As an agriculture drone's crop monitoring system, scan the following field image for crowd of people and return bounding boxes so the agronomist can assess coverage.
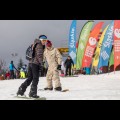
[0,61,29,80]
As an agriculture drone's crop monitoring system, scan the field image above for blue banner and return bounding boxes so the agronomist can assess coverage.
[98,21,114,69]
[69,20,77,65]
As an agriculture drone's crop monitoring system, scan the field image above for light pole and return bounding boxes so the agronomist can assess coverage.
[11,53,18,66]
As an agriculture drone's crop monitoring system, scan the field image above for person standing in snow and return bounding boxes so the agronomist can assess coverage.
[17,35,47,98]
[22,64,28,78]
[5,71,10,80]
[9,61,18,79]
[20,68,26,79]
[64,56,74,76]
[44,40,62,91]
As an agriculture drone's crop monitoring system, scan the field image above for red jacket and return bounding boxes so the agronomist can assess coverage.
[6,73,10,77]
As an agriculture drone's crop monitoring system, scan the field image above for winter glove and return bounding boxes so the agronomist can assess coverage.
[57,65,61,70]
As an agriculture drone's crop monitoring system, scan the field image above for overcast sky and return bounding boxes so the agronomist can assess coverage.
[0,20,111,67]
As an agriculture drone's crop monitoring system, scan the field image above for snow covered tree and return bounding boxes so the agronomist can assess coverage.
[17,58,24,70]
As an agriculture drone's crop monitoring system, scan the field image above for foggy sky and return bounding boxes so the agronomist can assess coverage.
[0,20,111,67]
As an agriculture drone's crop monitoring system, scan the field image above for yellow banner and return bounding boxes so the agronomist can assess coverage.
[92,25,109,67]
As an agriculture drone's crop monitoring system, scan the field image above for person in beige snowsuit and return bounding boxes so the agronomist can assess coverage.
[44,40,62,91]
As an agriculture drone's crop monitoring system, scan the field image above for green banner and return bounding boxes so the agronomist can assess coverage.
[76,21,94,69]
[109,49,114,67]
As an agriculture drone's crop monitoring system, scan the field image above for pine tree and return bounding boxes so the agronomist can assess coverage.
[17,58,24,70]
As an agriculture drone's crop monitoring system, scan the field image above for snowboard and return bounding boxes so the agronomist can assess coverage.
[38,89,69,92]
[61,89,69,92]
[14,95,46,100]
[60,75,78,78]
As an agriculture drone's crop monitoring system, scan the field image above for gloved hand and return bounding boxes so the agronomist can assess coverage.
[41,62,45,66]
[57,65,61,70]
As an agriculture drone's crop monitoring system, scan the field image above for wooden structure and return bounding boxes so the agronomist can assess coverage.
[57,48,69,57]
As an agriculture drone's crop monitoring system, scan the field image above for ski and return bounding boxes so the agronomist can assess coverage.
[14,95,46,100]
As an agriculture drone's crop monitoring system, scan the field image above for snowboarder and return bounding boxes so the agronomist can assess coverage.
[44,40,62,91]
[64,56,74,76]
[17,35,47,98]
[9,61,18,79]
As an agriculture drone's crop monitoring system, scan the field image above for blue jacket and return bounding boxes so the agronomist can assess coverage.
[9,63,14,71]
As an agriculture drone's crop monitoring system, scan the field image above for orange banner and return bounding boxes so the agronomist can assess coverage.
[82,22,104,68]
[114,20,120,71]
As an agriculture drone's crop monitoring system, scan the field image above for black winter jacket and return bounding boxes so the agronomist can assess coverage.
[64,59,74,67]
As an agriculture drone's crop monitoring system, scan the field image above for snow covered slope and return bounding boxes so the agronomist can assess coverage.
[0,71,120,100]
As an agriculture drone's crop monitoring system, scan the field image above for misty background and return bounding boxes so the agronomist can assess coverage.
[0,20,111,68]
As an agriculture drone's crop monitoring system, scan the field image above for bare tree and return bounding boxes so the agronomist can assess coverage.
[0,59,6,71]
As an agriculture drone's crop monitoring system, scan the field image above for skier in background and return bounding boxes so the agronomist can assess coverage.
[20,68,26,79]
[9,61,18,79]
[5,71,10,80]
[64,56,74,76]
[22,64,28,78]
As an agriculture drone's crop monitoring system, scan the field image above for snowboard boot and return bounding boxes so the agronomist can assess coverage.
[29,85,39,98]
[54,87,62,91]
[17,87,25,96]
[17,84,27,96]
[44,87,53,91]
[29,94,40,98]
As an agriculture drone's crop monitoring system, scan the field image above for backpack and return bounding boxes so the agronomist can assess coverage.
[26,43,38,61]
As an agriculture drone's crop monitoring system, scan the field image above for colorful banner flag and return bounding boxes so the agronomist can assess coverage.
[114,20,120,71]
[82,22,104,68]
[92,25,109,67]
[76,21,94,69]
[69,20,77,65]
[109,49,114,67]
[98,21,114,69]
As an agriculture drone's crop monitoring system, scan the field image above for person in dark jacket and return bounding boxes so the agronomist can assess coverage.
[17,35,47,98]
[9,61,18,79]
[64,56,74,76]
